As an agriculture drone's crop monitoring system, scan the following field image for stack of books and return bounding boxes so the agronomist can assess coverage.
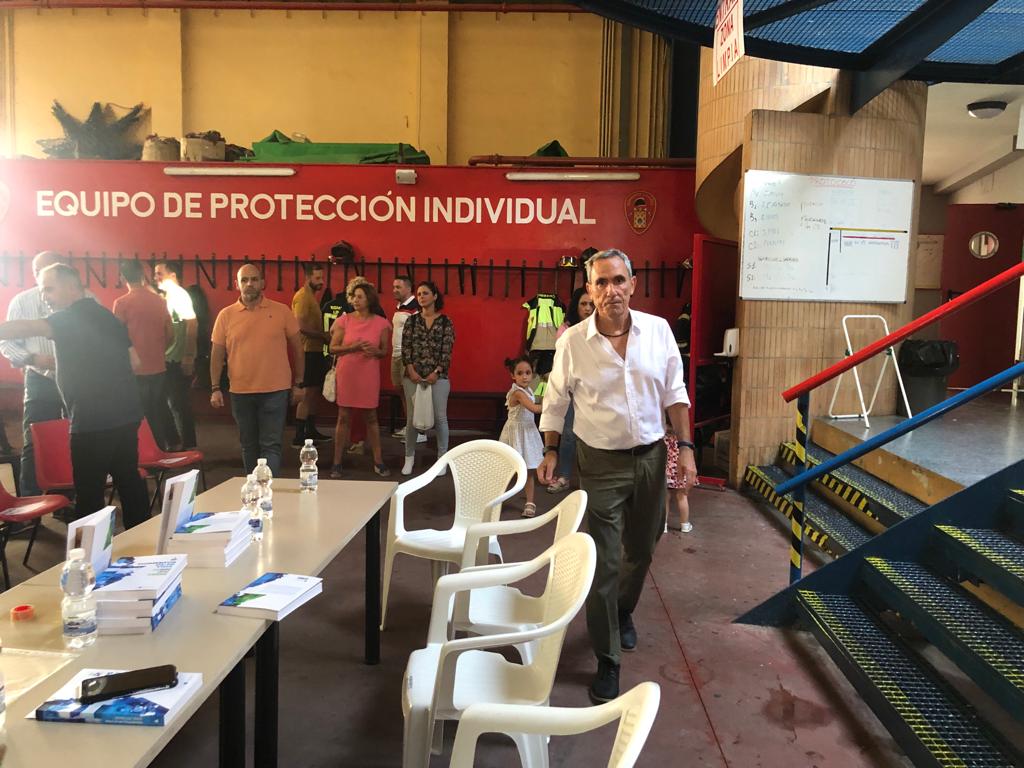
[93,555,187,636]
[166,511,251,567]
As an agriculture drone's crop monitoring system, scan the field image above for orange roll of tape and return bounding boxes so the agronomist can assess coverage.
[10,604,35,621]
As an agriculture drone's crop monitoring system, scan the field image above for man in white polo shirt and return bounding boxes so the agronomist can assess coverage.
[538,248,697,704]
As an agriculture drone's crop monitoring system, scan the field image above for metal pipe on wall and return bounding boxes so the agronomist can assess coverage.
[0,0,579,11]
[467,154,696,167]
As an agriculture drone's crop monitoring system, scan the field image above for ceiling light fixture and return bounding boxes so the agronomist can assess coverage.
[967,100,1007,119]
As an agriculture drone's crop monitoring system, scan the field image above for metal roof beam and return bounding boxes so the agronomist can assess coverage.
[850,0,997,112]
[745,0,837,30]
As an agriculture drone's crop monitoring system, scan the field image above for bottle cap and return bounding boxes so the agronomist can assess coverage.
[69,548,85,559]
[257,458,267,465]
[305,439,313,445]
[11,604,35,621]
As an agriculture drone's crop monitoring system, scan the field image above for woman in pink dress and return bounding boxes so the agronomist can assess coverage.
[328,283,392,478]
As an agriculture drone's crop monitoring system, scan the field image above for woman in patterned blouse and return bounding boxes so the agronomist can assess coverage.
[401,280,455,476]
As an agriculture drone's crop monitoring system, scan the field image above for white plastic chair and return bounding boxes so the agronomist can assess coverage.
[381,439,527,631]
[401,532,597,768]
[448,682,662,768]
[453,490,588,664]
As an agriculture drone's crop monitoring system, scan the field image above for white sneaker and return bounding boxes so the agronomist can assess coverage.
[437,465,447,477]
[680,522,693,533]
[401,457,415,476]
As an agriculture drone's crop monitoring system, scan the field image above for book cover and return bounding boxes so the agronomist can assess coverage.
[216,572,323,621]
[171,511,248,543]
[178,535,251,568]
[65,506,115,576]
[94,555,187,600]
[32,668,203,726]
[156,469,199,555]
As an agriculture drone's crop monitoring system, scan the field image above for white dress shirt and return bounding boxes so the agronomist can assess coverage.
[0,286,58,378]
[540,309,689,450]
[391,295,418,359]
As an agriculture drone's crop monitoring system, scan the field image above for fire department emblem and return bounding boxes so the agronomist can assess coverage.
[0,181,9,225]
[625,192,656,235]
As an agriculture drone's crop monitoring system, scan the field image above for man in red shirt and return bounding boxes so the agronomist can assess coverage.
[113,261,174,449]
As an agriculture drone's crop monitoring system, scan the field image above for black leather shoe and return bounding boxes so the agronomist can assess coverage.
[619,610,637,652]
[589,659,620,704]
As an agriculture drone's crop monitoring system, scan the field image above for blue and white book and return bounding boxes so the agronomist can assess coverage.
[94,555,188,601]
[156,469,199,555]
[97,575,182,618]
[98,583,182,635]
[66,506,115,576]
[216,572,323,621]
[31,668,202,726]
[171,511,249,545]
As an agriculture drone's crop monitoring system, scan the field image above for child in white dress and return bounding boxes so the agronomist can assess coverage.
[499,355,545,517]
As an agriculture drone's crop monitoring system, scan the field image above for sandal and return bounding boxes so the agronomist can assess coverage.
[546,477,569,494]
[522,502,537,518]
[329,464,343,479]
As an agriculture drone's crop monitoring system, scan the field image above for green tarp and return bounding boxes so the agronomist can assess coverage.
[248,131,430,164]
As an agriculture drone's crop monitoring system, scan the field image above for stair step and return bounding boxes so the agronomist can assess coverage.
[796,590,1021,767]
[744,464,872,557]
[863,558,1024,721]
[779,442,925,528]
[932,526,1024,607]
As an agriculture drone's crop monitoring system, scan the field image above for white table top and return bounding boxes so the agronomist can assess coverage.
[0,477,396,768]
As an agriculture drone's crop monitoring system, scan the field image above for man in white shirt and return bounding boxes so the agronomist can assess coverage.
[0,251,65,494]
[390,275,421,441]
[539,248,697,704]
[154,261,198,450]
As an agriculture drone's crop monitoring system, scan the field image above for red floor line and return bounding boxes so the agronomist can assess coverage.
[650,570,731,767]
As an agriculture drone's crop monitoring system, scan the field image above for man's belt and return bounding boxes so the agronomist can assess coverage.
[606,440,661,456]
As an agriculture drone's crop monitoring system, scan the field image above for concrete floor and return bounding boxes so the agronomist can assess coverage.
[1,410,909,767]
[828,393,1023,487]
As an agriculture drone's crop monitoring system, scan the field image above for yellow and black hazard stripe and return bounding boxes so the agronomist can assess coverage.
[779,442,881,524]
[744,465,836,557]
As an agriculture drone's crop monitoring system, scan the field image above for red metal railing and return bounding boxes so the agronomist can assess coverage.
[782,261,1024,403]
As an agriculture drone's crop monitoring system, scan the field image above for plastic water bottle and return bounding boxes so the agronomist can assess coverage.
[254,458,274,520]
[242,473,262,541]
[299,439,318,493]
[61,548,97,650]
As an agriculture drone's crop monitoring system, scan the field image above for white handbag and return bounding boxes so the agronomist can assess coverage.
[412,382,434,431]
[322,357,337,403]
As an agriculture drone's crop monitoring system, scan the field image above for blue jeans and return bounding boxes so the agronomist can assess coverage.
[229,390,289,475]
[556,399,577,479]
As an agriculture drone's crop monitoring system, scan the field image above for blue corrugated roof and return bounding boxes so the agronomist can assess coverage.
[578,0,1024,82]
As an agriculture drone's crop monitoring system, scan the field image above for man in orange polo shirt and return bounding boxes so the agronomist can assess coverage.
[210,263,305,475]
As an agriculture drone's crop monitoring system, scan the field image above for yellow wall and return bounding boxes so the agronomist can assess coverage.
[2,8,630,165]
[9,9,183,157]
[448,13,603,160]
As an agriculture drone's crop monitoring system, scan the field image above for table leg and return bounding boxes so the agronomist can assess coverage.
[219,659,246,768]
[254,623,280,768]
[365,509,381,665]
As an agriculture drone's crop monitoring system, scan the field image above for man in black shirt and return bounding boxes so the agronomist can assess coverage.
[0,264,150,528]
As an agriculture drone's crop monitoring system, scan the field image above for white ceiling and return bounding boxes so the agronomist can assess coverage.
[923,82,1024,186]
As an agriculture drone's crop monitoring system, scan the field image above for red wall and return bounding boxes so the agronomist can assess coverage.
[940,204,1024,388]
[0,160,703,395]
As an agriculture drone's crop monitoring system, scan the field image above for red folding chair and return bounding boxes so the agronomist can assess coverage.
[30,419,75,496]
[31,418,149,512]
[137,420,205,511]
[0,484,71,589]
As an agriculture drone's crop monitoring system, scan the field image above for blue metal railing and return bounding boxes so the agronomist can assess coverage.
[775,359,1024,498]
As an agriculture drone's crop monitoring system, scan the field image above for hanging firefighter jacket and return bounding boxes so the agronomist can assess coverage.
[523,293,566,351]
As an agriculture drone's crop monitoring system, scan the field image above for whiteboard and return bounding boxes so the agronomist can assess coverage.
[740,170,914,303]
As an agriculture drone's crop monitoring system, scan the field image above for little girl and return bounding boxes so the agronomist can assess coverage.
[499,355,545,517]
[665,425,693,532]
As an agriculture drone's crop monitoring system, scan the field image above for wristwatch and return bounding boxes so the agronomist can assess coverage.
[544,445,560,454]
[676,439,696,451]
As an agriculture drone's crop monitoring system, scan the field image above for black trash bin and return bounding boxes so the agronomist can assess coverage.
[897,340,960,416]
